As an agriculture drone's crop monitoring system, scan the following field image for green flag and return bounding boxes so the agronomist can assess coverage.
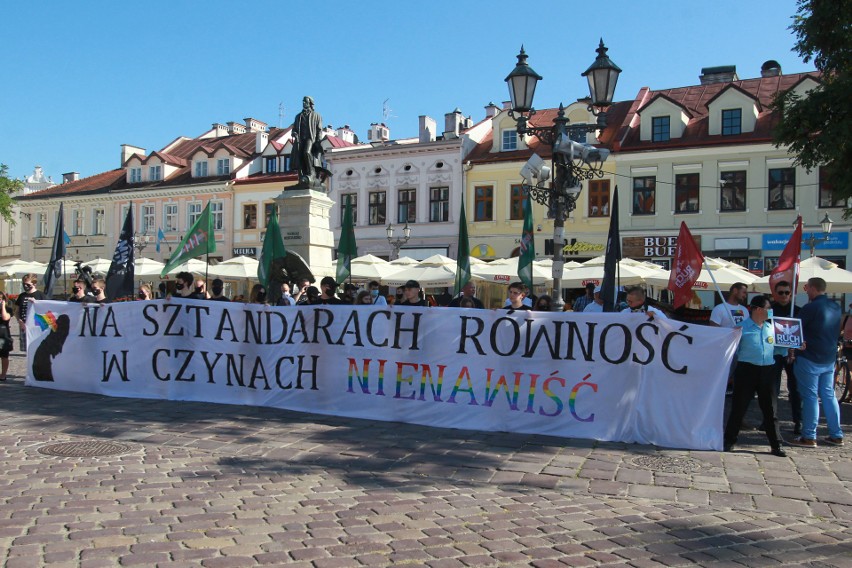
[335,195,357,283]
[160,202,216,277]
[453,194,470,296]
[517,195,535,292]
[258,204,287,288]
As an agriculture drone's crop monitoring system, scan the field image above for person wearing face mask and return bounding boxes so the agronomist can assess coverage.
[276,283,294,306]
[367,280,387,306]
[16,273,45,351]
[209,278,230,302]
[190,279,208,300]
[250,284,268,305]
[0,292,11,380]
[136,284,153,301]
[89,278,108,304]
[171,272,195,299]
[68,278,94,303]
[319,276,342,305]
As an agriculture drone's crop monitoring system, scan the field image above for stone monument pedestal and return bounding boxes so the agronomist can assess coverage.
[275,187,335,280]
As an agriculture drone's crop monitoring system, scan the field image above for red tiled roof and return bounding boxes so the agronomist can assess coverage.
[236,172,299,185]
[325,135,358,149]
[142,151,187,167]
[17,169,126,200]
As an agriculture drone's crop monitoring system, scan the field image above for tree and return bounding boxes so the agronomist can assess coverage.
[0,164,23,224]
[772,0,852,214]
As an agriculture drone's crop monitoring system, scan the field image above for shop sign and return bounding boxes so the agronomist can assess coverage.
[748,259,764,276]
[282,230,303,242]
[763,232,848,251]
[562,241,605,254]
[232,247,257,256]
[622,235,702,259]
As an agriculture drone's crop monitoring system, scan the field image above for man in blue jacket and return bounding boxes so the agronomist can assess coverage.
[789,277,844,447]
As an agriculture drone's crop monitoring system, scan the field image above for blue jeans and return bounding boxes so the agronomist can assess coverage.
[794,357,843,440]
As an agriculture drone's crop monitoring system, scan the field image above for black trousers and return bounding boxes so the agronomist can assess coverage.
[724,361,783,449]
[773,355,801,423]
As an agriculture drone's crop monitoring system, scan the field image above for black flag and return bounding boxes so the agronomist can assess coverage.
[43,202,66,298]
[601,187,621,312]
[105,208,135,301]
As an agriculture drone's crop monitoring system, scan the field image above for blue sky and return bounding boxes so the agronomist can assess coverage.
[1,0,813,182]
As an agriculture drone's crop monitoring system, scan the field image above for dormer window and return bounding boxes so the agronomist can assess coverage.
[266,157,277,173]
[149,165,162,181]
[651,116,670,142]
[721,109,741,135]
[502,129,518,151]
[217,158,230,175]
[195,161,208,177]
[129,167,142,183]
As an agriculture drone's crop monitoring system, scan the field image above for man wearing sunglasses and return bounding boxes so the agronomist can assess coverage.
[771,281,801,434]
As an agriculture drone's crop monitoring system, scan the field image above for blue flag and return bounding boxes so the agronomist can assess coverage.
[156,228,165,253]
[62,230,71,245]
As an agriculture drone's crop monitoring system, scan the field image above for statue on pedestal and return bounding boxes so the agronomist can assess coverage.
[290,96,327,189]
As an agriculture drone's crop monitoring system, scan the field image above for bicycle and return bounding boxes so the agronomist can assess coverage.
[834,341,851,403]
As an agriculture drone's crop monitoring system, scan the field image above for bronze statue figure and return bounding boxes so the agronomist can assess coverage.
[291,96,325,188]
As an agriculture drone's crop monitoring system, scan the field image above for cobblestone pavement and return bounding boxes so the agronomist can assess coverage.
[1,348,851,567]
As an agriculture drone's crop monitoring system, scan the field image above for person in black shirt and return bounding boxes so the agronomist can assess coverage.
[68,278,94,303]
[172,272,195,300]
[503,281,531,312]
[16,273,45,351]
[209,278,230,302]
[448,282,484,309]
[319,276,342,305]
[771,280,801,433]
[397,280,429,307]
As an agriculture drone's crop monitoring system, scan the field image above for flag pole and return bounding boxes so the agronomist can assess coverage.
[703,258,735,326]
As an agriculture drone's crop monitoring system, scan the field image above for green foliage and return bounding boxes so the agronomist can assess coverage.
[772,0,852,215]
[0,164,23,225]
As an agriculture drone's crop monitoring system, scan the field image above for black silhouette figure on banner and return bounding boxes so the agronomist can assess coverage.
[32,314,71,382]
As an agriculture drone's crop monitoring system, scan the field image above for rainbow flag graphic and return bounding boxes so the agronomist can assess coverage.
[34,311,59,332]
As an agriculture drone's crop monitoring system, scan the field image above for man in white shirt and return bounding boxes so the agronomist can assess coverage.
[621,287,667,319]
[583,286,605,313]
[710,282,750,327]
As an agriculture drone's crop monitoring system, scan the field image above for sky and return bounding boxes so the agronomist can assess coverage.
[1,0,814,182]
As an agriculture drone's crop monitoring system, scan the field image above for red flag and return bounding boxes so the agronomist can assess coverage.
[668,222,705,309]
[770,216,802,295]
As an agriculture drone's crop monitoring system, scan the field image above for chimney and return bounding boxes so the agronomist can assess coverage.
[502,101,513,110]
[699,65,739,85]
[244,117,268,133]
[121,144,145,166]
[368,123,390,142]
[761,60,782,77]
[418,115,436,143]
[227,121,247,134]
[255,131,268,153]
[212,123,229,137]
[335,125,355,144]
[62,172,79,184]
[443,108,463,139]
[484,102,500,118]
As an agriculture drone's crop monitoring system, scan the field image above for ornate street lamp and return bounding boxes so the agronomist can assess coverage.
[505,40,621,310]
[799,213,833,257]
[386,222,412,260]
[133,231,151,256]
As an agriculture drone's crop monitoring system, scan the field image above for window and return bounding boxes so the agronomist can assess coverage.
[474,186,493,221]
[720,171,747,212]
[284,156,292,171]
[339,194,357,225]
[149,165,162,181]
[188,202,202,227]
[819,167,844,207]
[502,129,517,151]
[94,208,105,235]
[164,204,178,232]
[675,173,700,213]
[217,158,230,175]
[130,167,142,183]
[632,177,656,215]
[210,201,223,230]
[194,161,208,177]
[243,204,257,229]
[429,187,449,222]
[73,209,84,235]
[369,191,386,225]
[652,116,670,142]
[398,189,415,223]
[121,205,132,228]
[588,180,611,217]
[509,184,525,220]
[266,157,277,173]
[36,213,47,237]
[141,205,155,233]
[768,168,795,210]
[721,109,742,136]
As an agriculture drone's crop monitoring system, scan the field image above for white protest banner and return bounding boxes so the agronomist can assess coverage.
[772,317,803,349]
[26,300,739,450]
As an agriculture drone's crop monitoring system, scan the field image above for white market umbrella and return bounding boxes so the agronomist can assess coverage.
[349,254,402,281]
[134,257,166,278]
[207,256,259,280]
[83,258,113,275]
[646,258,757,291]
[560,259,662,288]
[472,257,551,285]
[0,259,47,278]
[164,258,210,276]
[383,254,480,288]
[751,256,852,294]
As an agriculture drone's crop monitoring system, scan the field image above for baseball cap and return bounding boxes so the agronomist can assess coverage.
[403,280,421,289]
[593,285,602,293]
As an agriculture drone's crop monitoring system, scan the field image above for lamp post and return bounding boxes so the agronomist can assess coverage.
[133,231,151,256]
[504,40,621,310]
[799,213,833,257]
[386,222,412,260]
